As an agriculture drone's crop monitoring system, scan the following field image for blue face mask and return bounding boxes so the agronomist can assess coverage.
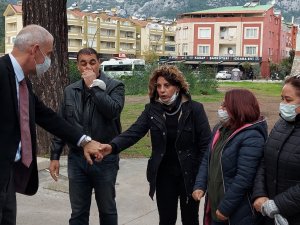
[279,103,300,122]
[35,48,51,76]
[217,109,229,122]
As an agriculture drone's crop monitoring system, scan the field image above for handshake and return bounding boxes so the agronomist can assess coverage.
[81,140,113,165]
[49,141,113,181]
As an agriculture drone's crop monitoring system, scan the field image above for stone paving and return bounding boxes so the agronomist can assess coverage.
[17,157,204,225]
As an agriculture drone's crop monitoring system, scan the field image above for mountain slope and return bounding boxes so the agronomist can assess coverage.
[65,0,299,21]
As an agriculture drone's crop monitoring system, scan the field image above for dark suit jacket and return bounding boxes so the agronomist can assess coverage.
[0,54,83,195]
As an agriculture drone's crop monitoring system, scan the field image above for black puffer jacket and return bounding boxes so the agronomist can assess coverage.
[253,117,300,225]
[51,72,125,163]
[111,95,211,198]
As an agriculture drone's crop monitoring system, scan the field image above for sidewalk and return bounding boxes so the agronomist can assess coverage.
[17,157,204,225]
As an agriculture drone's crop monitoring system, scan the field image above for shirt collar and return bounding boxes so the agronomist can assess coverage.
[9,53,25,82]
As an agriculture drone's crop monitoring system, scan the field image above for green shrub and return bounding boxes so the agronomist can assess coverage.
[119,63,157,95]
[119,73,149,95]
[176,63,218,95]
[68,60,81,83]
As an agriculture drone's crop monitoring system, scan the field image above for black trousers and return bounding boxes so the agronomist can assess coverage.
[0,170,16,225]
[156,167,199,225]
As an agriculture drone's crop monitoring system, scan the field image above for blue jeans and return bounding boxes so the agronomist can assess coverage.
[68,153,119,225]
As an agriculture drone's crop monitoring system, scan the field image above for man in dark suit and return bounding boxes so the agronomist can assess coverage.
[0,24,102,225]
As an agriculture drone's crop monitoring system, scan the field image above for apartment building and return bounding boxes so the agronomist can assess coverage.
[3,4,22,53]
[130,19,176,57]
[176,2,297,77]
[280,20,298,59]
[3,3,176,60]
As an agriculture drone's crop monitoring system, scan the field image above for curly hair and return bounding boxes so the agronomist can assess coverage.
[148,65,189,100]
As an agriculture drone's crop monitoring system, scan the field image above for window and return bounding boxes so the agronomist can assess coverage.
[120,43,133,50]
[182,44,188,56]
[182,28,188,40]
[100,41,115,49]
[166,36,175,42]
[268,48,273,56]
[198,28,211,39]
[150,34,161,41]
[68,39,82,47]
[120,31,134,38]
[88,39,96,48]
[244,27,258,39]
[165,45,175,52]
[245,46,257,56]
[88,26,96,34]
[100,29,115,37]
[198,45,210,56]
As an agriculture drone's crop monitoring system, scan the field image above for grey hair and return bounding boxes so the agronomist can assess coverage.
[14,24,53,51]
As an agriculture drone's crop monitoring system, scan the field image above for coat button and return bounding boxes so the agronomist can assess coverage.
[160,153,164,157]
[178,151,182,154]
[184,171,188,175]
[151,116,153,119]
[162,132,165,135]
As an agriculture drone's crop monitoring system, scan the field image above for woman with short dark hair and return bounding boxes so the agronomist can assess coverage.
[253,75,300,225]
[193,89,267,225]
[100,65,211,225]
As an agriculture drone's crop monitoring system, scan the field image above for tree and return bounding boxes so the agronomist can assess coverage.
[0,1,8,53]
[23,0,69,155]
[143,49,159,64]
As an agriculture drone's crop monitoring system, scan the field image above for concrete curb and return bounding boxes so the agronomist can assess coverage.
[37,157,49,171]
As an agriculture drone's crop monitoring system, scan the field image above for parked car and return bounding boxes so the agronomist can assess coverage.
[216,71,232,80]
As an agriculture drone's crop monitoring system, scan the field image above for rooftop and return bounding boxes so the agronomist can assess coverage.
[181,4,273,16]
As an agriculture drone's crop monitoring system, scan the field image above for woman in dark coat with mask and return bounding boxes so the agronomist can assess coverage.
[99,65,211,225]
[253,75,300,225]
[193,89,268,225]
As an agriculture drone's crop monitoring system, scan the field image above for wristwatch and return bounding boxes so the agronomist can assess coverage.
[80,136,92,147]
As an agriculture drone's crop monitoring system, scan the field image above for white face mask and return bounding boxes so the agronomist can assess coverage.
[35,48,51,76]
[279,103,300,122]
[158,92,178,105]
[217,109,229,122]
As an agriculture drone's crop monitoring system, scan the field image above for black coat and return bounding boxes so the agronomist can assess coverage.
[111,95,211,198]
[51,72,125,163]
[253,117,300,225]
[0,54,83,195]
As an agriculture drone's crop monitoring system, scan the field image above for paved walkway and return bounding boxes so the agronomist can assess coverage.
[17,157,204,225]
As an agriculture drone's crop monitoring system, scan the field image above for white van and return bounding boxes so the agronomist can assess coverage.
[101,58,145,78]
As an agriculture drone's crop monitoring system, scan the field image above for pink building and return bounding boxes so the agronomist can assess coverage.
[175,3,296,78]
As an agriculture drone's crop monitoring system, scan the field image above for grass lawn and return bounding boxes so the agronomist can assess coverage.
[120,81,283,158]
[217,81,283,97]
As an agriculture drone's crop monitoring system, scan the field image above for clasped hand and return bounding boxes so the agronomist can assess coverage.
[49,141,113,181]
[83,141,113,165]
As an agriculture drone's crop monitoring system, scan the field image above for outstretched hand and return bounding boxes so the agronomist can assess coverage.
[192,189,204,201]
[83,140,103,165]
[99,144,113,157]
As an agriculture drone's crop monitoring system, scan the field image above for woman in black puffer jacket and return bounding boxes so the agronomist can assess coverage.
[253,76,300,225]
[193,89,267,225]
